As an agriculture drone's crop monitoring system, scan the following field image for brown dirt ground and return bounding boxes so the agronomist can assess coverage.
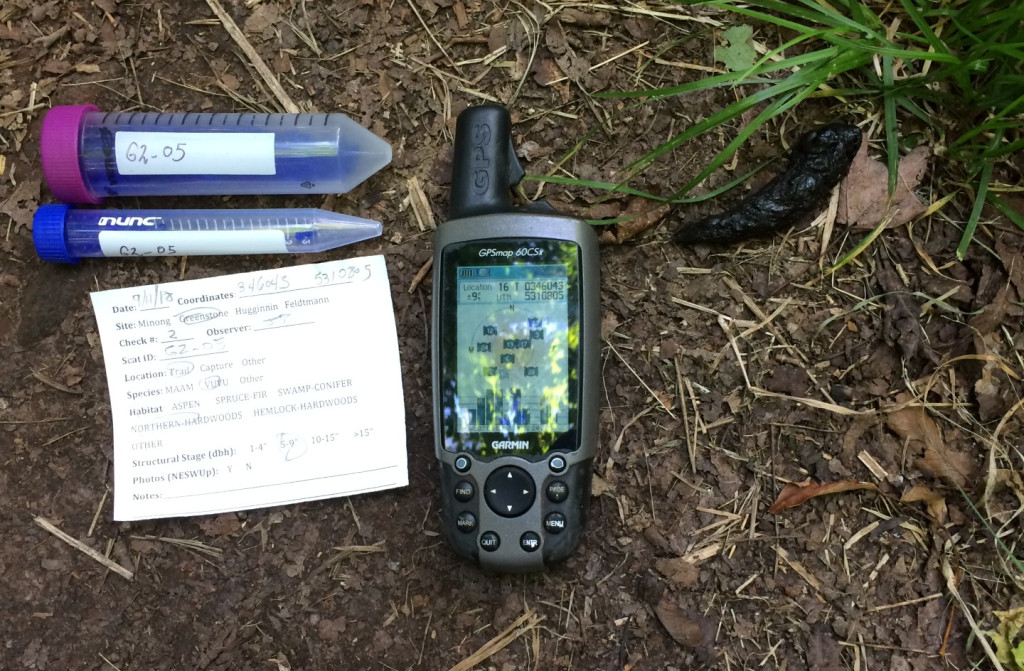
[2,1,1022,670]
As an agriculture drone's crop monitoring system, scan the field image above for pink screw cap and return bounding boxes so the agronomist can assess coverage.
[40,104,103,204]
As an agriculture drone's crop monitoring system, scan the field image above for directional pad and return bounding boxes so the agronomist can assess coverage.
[484,466,536,518]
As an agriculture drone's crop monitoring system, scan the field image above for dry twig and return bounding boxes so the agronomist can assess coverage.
[447,609,544,671]
[204,0,300,113]
[34,516,134,581]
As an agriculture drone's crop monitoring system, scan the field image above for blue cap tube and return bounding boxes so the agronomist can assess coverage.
[32,205,382,263]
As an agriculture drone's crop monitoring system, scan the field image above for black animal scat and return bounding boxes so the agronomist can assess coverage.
[674,123,862,245]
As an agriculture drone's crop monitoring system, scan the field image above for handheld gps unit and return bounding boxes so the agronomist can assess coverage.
[432,105,599,572]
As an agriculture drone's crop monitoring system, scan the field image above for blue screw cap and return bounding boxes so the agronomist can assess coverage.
[33,203,78,263]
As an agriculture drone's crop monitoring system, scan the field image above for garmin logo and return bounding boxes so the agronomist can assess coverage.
[98,216,161,227]
[491,440,530,450]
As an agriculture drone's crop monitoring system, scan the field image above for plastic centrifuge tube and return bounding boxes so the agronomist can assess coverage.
[40,105,392,203]
[33,204,382,263]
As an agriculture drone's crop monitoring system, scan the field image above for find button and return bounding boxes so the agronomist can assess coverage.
[549,455,567,473]
[453,480,474,502]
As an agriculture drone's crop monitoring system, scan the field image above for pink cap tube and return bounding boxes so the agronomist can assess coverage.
[40,104,103,204]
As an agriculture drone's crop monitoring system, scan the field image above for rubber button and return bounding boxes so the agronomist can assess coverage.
[549,455,567,473]
[453,480,474,502]
[479,531,500,552]
[455,511,476,533]
[544,512,566,534]
[484,466,536,518]
[454,455,471,473]
[546,480,568,503]
[519,531,540,553]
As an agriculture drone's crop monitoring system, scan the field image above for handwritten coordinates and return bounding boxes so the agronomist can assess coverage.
[314,263,371,286]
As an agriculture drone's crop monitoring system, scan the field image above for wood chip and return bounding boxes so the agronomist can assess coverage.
[407,177,435,231]
[407,256,433,294]
[775,546,823,593]
[843,520,880,550]
[857,450,888,480]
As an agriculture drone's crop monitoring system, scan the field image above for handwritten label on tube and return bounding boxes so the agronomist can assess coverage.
[114,131,276,175]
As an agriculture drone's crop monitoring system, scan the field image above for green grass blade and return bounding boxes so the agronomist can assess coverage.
[675,82,820,197]
[826,36,961,63]
[826,213,893,277]
[735,28,836,83]
[519,176,673,202]
[731,0,882,36]
[883,54,899,196]
[597,48,840,100]
[987,193,1024,233]
[897,0,950,54]
[524,160,771,206]
[956,131,1003,260]
[701,0,829,33]
[621,72,812,176]
[981,137,1024,160]
[950,93,1024,148]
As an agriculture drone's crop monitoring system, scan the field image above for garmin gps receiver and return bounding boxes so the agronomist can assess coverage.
[432,105,599,572]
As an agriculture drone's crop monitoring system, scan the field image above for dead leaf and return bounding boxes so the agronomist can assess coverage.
[558,8,612,27]
[653,597,715,662]
[197,513,240,536]
[838,142,929,230]
[268,652,291,671]
[0,177,40,231]
[969,284,1016,337]
[655,557,701,587]
[886,396,976,487]
[768,479,879,515]
[900,484,948,523]
[985,606,1024,667]
[600,313,619,339]
[531,58,563,86]
[591,473,614,496]
[806,625,844,671]
[877,261,939,365]
[841,415,876,462]
[219,73,240,91]
[243,4,280,34]
[995,234,1024,299]
[545,198,621,221]
[992,469,1024,507]
[974,334,1008,422]
[42,60,72,75]
[599,199,671,245]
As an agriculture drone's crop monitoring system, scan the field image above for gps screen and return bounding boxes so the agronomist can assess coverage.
[439,240,580,456]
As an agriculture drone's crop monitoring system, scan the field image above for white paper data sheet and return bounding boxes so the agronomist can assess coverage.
[89,256,407,521]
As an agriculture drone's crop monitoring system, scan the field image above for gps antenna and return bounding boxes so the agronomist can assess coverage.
[448,105,526,220]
